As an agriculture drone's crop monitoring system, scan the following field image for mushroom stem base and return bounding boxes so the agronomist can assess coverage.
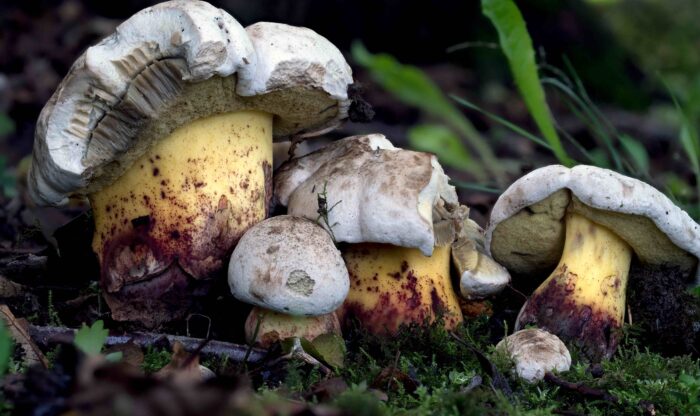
[245,307,341,349]
[516,213,632,361]
[90,110,273,327]
[338,244,463,335]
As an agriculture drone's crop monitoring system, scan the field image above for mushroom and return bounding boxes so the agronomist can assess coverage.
[27,1,352,326]
[228,215,348,346]
[245,307,341,348]
[275,134,503,334]
[495,328,571,383]
[451,218,511,300]
[486,165,700,360]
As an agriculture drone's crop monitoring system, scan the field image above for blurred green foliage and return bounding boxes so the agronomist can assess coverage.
[352,42,507,186]
[354,0,700,219]
[599,0,700,121]
[0,114,14,138]
[0,320,12,376]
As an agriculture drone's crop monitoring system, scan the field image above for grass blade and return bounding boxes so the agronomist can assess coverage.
[451,95,552,150]
[481,0,573,166]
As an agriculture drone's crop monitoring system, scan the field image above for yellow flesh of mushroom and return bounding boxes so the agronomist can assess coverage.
[338,244,463,335]
[89,110,273,325]
[517,212,632,360]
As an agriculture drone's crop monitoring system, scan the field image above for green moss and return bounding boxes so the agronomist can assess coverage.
[141,348,172,374]
[254,316,700,415]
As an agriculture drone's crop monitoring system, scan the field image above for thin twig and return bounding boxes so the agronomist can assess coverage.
[27,324,267,364]
[544,372,619,404]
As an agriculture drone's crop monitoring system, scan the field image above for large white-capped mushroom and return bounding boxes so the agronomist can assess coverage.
[27,1,353,327]
[228,215,348,345]
[275,134,502,334]
[496,328,571,383]
[486,165,700,360]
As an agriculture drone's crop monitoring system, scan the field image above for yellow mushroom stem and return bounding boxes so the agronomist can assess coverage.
[245,307,342,349]
[89,110,273,326]
[516,212,632,361]
[337,244,463,335]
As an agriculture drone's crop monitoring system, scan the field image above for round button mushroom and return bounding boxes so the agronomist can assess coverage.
[486,165,700,360]
[275,134,506,334]
[27,1,353,327]
[228,215,349,343]
[496,328,571,383]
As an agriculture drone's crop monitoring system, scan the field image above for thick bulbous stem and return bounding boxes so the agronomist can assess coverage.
[516,213,632,361]
[90,111,273,327]
[245,307,342,348]
[338,244,463,335]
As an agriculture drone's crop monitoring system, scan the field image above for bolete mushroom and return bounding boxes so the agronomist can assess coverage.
[27,1,352,326]
[228,215,348,347]
[275,134,488,334]
[496,328,571,383]
[486,165,700,360]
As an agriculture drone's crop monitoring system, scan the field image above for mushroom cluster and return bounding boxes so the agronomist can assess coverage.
[272,134,510,336]
[28,0,353,327]
[486,165,700,360]
[29,0,698,388]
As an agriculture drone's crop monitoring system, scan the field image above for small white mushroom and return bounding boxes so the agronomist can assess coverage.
[496,328,571,383]
[228,215,349,315]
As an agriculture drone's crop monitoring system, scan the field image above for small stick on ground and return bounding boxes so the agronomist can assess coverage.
[544,372,619,404]
[27,324,267,364]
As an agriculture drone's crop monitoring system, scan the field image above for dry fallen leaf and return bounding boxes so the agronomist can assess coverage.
[154,341,214,385]
[0,304,48,368]
[0,275,26,298]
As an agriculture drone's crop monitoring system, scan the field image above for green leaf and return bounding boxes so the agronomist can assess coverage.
[352,42,453,115]
[0,113,15,137]
[310,333,347,369]
[481,0,572,166]
[619,134,650,175]
[408,124,472,169]
[74,320,108,356]
[0,320,12,375]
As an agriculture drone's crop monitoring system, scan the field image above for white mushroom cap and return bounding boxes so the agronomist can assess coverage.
[274,134,458,256]
[485,165,700,284]
[452,238,510,299]
[496,328,571,383]
[228,215,349,315]
[238,22,351,137]
[28,1,352,206]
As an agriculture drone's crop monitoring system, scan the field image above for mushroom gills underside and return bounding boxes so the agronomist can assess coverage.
[89,110,273,326]
[338,244,463,335]
[516,212,632,361]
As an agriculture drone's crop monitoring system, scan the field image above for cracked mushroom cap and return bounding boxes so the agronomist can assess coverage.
[496,328,571,383]
[485,165,700,284]
[274,134,458,256]
[28,0,352,206]
[228,215,349,315]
